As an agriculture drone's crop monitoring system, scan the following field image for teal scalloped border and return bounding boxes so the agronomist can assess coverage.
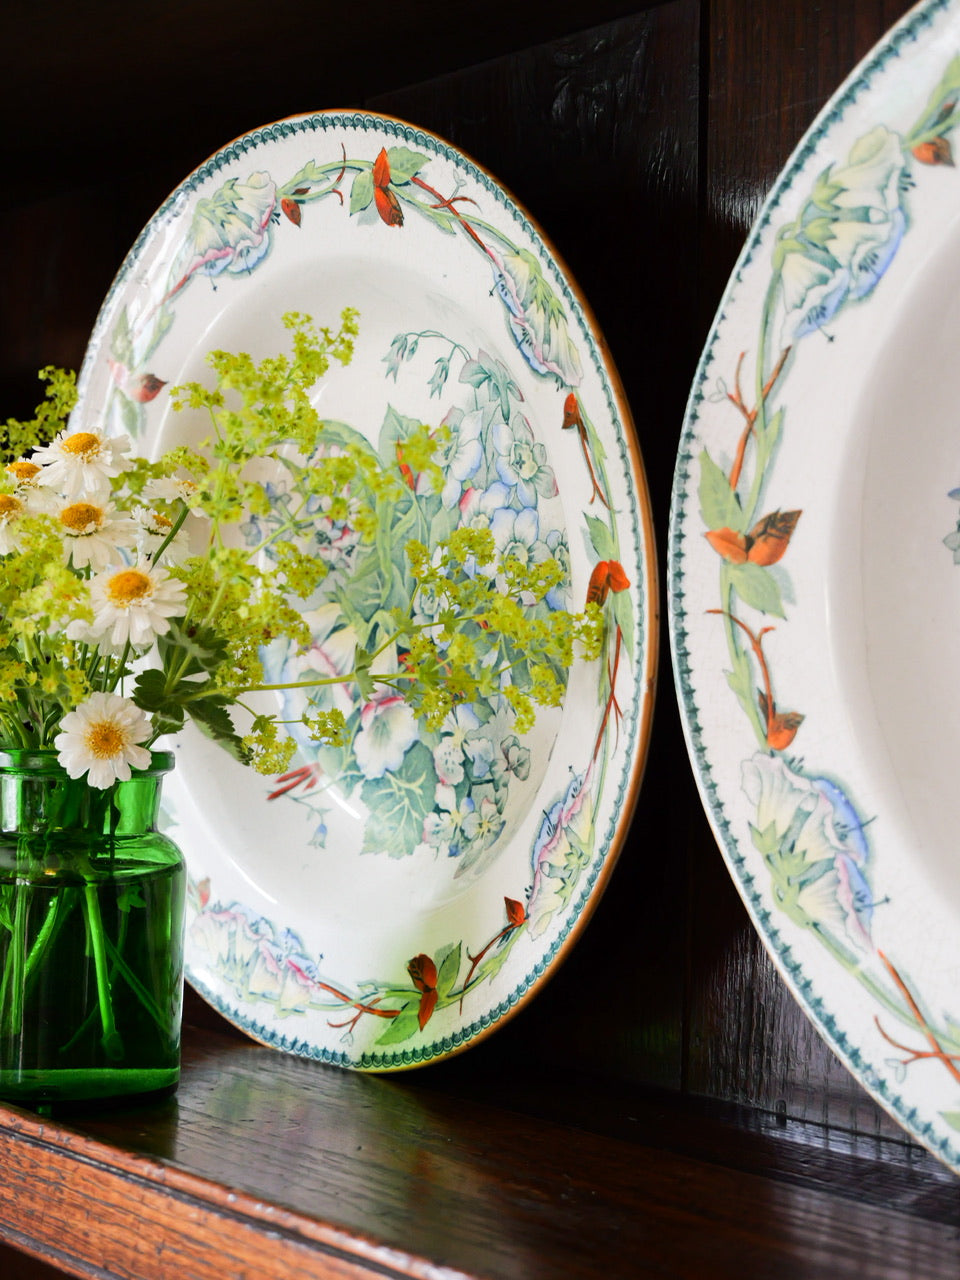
[669,0,960,1168]
[79,111,651,1070]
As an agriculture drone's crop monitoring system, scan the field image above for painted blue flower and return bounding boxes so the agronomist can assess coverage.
[491,414,558,509]
[777,126,908,344]
[741,752,874,948]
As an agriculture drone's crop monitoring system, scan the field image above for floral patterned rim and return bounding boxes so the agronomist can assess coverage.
[73,111,657,1069]
[670,0,960,1168]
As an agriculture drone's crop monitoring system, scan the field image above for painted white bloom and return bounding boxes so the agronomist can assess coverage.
[33,429,132,502]
[353,693,418,779]
[72,560,187,649]
[57,500,139,570]
[54,692,152,789]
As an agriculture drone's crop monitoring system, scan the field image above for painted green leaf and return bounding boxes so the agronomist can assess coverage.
[941,1111,960,1132]
[376,1002,422,1045]
[434,942,462,999]
[612,581,636,664]
[361,741,435,857]
[698,448,745,532]
[585,512,616,561]
[727,560,785,617]
[350,170,374,215]
[386,147,429,185]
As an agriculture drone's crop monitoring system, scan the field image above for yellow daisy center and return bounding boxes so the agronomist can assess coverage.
[147,511,173,533]
[106,568,153,607]
[62,432,101,459]
[7,461,40,482]
[59,502,104,533]
[0,495,22,520]
[83,721,126,759]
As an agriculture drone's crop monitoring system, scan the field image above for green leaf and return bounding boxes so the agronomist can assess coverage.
[132,668,168,711]
[376,1003,422,1045]
[435,942,462,999]
[585,513,616,561]
[941,1111,960,1133]
[350,170,374,215]
[386,147,429,185]
[698,448,745,532]
[360,741,435,857]
[187,697,246,760]
[727,560,785,617]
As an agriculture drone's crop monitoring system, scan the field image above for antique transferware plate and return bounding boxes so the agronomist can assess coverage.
[671,0,960,1167]
[73,112,656,1067]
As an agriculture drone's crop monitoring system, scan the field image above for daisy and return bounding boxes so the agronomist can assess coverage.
[54,692,152,789]
[132,504,191,563]
[6,458,57,514]
[72,560,187,649]
[141,476,200,505]
[57,500,139,570]
[0,493,27,555]
[32,428,131,502]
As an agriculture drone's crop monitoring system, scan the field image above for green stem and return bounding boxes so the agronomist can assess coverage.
[82,881,123,1059]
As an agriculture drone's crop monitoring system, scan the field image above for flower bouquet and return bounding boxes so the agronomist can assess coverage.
[0,309,600,1103]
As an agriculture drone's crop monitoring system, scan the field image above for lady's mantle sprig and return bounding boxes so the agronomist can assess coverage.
[1,310,600,789]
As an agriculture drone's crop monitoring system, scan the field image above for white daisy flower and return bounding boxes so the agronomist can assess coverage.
[32,429,132,502]
[142,476,200,505]
[132,504,191,563]
[71,560,187,650]
[0,493,27,555]
[57,500,139,571]
[7,459,57,514]
[54,691,152,789]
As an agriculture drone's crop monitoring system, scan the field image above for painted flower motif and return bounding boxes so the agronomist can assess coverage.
[490,504,548,600]
[57,500,139,570]
[777,125,908,344]
[492,415,558,508]
[69,560,187,650]
[54,691,152,789]
[432,704,495,785]
[421,783,476,858]
[353,692,419,779]
[544,528,571,610]
[32,429,132,502]
[178,172,278,284]
[489,246,583,386]
[740,752,873,949]
[437,408,484,508]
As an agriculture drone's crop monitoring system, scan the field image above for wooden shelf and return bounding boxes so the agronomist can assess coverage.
[1,1005,959,1280]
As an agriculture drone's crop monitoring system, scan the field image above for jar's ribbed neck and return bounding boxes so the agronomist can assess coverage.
[0,749,174,778]
[0,752,173,837]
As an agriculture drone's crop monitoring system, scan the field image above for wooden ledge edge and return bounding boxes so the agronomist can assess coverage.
[0,1104,470,1280]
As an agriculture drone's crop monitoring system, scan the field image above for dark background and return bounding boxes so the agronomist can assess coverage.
[0,0,921,1157]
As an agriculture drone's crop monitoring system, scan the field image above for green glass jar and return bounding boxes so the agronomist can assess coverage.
[0,750,185,1106]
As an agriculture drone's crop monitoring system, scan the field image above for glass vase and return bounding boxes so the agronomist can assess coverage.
[0,749,185,1106]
